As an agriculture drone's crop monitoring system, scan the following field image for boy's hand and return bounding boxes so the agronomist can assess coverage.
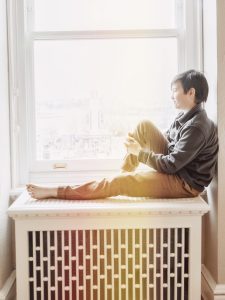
[124,133,142,156]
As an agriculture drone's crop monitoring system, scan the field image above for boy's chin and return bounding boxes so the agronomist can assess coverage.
[174,103,185,110]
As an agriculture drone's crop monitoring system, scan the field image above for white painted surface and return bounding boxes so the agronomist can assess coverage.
[7,0,203,185]
[9,192,209,299]
[0,270,16,300]
[202,264,225,300]
[0,0,13,291]
[8,191,209,218]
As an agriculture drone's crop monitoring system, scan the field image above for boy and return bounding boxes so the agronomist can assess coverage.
[27,70,219,200]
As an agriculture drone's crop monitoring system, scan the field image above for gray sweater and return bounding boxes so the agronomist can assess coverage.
[138,104,219,192]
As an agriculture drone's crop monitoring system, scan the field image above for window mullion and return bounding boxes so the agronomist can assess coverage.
[182,0,203,70]
[32,29,179,40]
[175,0,185,72]
[25,0,36,183]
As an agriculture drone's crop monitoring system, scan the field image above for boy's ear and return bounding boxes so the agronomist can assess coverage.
[188,87,196,97]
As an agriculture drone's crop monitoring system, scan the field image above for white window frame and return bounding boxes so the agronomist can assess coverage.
[7,0,203,187]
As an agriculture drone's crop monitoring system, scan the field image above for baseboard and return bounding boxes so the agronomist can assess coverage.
[0,270,16,300]
[202,264,225,300]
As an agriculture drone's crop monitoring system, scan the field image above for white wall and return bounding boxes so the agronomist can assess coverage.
[202,0,218,282]
[216,0,225,284]
[203,0,225,285]
[0,0,13,289]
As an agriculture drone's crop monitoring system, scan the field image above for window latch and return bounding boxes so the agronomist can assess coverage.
[53,163,67,169]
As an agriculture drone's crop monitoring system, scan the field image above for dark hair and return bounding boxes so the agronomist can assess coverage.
[171,69,209,104]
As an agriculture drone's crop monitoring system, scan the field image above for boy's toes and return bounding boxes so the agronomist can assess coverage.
[26,184,36,189]
[30,184,38,188]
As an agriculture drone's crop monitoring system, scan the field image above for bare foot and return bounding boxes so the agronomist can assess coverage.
[26,184,58,200]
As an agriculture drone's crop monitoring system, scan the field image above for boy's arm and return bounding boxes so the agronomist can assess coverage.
[138,126,205,174]
[163,128,170,139]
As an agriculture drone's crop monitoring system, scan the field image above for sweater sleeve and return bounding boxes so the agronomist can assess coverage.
[138,126,206,174]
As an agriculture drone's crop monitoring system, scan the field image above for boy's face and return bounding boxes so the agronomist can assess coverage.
[171,80,196,111]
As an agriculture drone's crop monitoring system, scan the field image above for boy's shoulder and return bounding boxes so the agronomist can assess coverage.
[184,109,216,137]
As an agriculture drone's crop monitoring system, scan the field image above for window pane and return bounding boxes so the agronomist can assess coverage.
[34,38,178,160]
[34,0,176,31]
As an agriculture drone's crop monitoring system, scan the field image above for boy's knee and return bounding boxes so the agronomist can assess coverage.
[135,119,155,134]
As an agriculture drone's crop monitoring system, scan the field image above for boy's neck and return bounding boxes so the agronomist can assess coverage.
[182,103,199,114]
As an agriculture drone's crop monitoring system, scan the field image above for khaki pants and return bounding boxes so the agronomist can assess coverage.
[58,120,200,200]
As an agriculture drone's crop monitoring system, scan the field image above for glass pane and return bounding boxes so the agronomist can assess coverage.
[34,0,176,31]
[34,38,178,160]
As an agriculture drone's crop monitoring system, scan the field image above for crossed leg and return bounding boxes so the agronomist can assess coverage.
[121,119,168,171]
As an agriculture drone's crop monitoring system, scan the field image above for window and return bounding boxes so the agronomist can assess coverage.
[8,0,203,186]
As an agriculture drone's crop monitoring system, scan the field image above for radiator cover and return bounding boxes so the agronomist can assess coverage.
[8,192,209,300]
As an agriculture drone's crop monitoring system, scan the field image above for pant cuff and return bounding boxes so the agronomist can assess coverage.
[57,186,66,199]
